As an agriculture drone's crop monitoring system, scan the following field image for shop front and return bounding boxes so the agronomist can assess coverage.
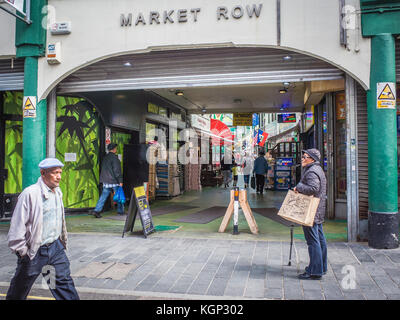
[5,0,382,241]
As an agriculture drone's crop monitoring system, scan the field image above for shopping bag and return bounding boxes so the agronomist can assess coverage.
[277,190,320,226]
[113,186,126,204]
[250,174,256,189]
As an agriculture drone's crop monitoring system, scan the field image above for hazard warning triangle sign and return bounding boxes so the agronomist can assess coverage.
[378,84,395,100]
[23,96,37,118]
[24,97,35,110]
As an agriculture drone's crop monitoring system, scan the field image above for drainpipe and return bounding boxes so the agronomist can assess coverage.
[367,34,399,249]
[15,0,48,188]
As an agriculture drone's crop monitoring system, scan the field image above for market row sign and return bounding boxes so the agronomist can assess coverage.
[120,4,263,26]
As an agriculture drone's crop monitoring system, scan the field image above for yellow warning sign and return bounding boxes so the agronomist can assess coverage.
[378,84,395,100]
[23,96,37,118]
[377,82,396,109]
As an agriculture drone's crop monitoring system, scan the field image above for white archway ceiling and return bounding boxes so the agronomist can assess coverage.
[57,47,344,113]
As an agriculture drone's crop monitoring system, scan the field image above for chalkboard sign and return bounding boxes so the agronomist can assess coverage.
[122,185,155,238]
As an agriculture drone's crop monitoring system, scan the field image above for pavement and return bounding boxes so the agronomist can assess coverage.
[1,230,400,301]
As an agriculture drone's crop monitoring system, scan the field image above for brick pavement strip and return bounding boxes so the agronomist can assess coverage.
[0,232,398,300]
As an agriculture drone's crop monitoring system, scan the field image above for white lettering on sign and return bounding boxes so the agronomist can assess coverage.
[120,4,263,27]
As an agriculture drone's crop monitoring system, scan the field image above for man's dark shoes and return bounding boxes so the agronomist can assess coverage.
[298,272,321,280]
[93,211,102,218]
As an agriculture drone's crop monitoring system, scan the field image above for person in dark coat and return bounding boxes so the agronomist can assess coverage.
[294,148,327,280]
[252,150,268,194]
[91,143,124,218]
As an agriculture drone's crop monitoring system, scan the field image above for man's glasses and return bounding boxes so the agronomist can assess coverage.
[301,155,310,160]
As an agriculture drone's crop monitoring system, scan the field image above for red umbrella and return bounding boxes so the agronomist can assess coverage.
[210,119,232,146]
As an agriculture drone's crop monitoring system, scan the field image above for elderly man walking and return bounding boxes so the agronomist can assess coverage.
[6,158,79,300]
[294,149,327,280]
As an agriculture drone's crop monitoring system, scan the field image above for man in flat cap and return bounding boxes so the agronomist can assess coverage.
[6,158,79,300]
[91,143,124,218]
[294,149,328,280]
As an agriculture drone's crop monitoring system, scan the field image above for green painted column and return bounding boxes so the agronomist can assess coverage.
[22,57,47,188]
[15,0,48,188]
[367,33,399,249]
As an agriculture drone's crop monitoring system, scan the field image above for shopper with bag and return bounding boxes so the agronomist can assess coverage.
[91,143,124,218]
[294,148,327,280]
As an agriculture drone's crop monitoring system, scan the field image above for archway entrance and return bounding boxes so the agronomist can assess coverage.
[45,46,362,240]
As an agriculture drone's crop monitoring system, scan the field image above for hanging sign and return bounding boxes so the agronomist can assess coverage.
[122,185,155,238]
[22,96,37,118]
[233,113,253,126]
[377,82,396,109]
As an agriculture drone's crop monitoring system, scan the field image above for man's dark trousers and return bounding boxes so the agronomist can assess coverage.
[6,239,79,300]
[302,223,327,276]
[255,174,265,193]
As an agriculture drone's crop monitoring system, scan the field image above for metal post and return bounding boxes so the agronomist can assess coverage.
[233,187,240,235]
[288,226,294,266]
[345,75,359,242]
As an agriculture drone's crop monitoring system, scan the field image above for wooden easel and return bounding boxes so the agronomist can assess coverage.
[218,189,258,234]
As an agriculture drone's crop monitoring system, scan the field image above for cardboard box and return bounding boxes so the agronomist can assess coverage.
[277,190,320,227]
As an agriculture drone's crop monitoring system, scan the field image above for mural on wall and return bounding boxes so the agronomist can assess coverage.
[3,91,23,194]
[56,97,100,208]
[110,130,131,173]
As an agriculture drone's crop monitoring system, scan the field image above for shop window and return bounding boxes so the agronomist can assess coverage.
[56,96,100,208]
[158,106,168,117]
[111,131,132,174]
[3,92,23,194]
[335,93,347,200]
[146,122,157,143]
[148,102,159,114]
[171,112,182,121]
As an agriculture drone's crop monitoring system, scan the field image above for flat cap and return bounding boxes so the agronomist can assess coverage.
[302,148,321,162]
[38,158,64,169]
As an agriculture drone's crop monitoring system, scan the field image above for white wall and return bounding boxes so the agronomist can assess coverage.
[37,0,370,100]
[0,10,16,57]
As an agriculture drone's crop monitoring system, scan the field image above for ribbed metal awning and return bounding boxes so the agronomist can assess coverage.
[0,58,24,91]
[58,47,344,93]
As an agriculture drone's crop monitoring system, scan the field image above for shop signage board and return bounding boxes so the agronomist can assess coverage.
[191,114,210,132]
[252,113,259,127]
[277,113,296,123]
[376,82,396,109]
[123,185,155,238]
[233,113,253,126]
[22,96,36,118]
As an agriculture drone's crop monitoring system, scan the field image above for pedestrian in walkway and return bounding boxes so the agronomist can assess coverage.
[253,150,268,194]
[241,153,253,188]
[294,148,327,280]
[92,143,124,218]
[232,162,239,187]
[221,156,232,188]
[6,158,79,300]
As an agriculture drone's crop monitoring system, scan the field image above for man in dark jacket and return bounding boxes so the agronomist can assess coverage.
[294,148,327,280]
[92,143,124,218]
[252,150,268,194]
